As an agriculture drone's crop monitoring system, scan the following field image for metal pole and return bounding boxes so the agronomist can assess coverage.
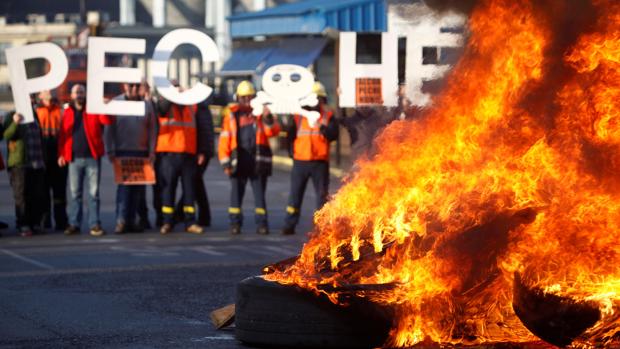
[79,0,86,24]
[153,0,166,28]
[335,37,342,167]
[120,0,136,26]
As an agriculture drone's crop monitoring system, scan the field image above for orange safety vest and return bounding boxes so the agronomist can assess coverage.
[218,104,280,174]
[156,104,197,154]
[292,107,333,161]
[36,104,62,138]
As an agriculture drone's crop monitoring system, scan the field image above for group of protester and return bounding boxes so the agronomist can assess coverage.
[0,78,340,237]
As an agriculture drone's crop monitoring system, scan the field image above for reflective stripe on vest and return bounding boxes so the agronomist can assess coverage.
[293,110,331,161]
[256,155,272,163]
[219,108,274,168]
[156,104,197,154]
[296,130,322,136]
[159,120,195,127]
[229,110,272,149]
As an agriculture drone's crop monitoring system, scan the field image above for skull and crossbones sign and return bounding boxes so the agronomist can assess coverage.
[251,64,321,127]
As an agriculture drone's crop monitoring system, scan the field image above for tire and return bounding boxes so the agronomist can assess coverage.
[235,276,391,349]
[512,273,601,347]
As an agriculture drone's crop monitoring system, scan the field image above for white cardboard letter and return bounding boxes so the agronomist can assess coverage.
[403,15,464,106]
[152,28,219,104]
[6,43,69,123]
[87,37,146,115]
[338,32,398,108]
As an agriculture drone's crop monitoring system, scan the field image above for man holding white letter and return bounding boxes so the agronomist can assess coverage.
[105,80,157,234]
[58,85,112,237]
[156,82,210,235]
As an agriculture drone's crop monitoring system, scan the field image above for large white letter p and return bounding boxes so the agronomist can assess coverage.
[6,42,69,123]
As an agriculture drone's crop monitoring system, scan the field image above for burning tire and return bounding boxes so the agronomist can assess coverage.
[512,273,601,347]
[235,276,391,349]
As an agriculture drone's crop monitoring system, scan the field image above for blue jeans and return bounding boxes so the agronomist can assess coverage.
[116,184,146,225]
[68,158,101,228]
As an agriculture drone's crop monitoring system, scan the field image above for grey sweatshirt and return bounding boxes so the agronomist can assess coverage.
[105,95,157,157]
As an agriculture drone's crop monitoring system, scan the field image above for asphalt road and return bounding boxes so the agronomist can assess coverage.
[0,156,339,348]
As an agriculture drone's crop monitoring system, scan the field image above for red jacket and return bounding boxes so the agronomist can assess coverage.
[58,105,112,162]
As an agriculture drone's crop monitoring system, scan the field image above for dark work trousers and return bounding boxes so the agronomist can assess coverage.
[42,151,68,230]
[10,167,47,230]
[284,160,329,229]
[229,174,268,227]
[137,187,149,225]
[27,168,47,229]
[153,154,163,226]
[176,160,211,226]
[158,152,197,226]
[9,167,27,229]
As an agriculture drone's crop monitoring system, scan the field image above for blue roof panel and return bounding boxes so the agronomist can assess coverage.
[229,0,386,38]
[260,37,328,73]
[229,0,381,20]
[221,37,328,77]
[220,42,277,75]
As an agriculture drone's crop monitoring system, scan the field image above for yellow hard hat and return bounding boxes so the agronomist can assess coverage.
[236,80,256,97]
[312,81,327,97]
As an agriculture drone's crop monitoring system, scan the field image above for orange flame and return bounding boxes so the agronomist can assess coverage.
[267,0,620,346]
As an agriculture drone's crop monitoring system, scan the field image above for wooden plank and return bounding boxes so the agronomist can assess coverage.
[210,304,235,330]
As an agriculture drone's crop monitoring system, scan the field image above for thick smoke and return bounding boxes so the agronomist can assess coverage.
[423,0,479,15]
[520,1,599,125]
[423,0,601,128]
[426,1,606,165]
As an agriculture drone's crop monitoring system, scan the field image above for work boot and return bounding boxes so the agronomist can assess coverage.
[90,225,105,237]
[230,224,241,235]
[114,222,126,234]
[256,224,269,235]
[160,223,173,235]
[186,224,204,235]
[64,225,80,236]
[281,226,296,235]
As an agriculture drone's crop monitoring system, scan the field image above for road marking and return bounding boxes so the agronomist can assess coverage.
[190,334,235,342]
[263,245,299,255]
[0,249,54,270]
[88,238,120,243]
[190,246,226,256]
[0,261,263,278]
[227,245,273,256]
[109,246,180,257]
